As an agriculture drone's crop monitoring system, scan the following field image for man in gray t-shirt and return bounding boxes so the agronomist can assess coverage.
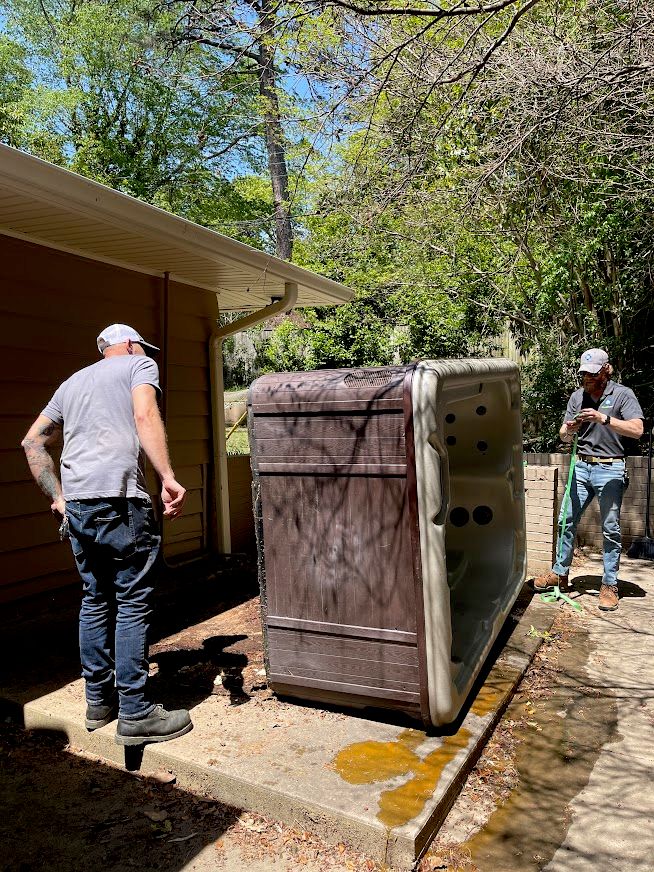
[21,324,193,746]
[534,348,644,611]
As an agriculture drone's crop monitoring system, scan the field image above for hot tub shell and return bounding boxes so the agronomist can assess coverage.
[248,359,526,728]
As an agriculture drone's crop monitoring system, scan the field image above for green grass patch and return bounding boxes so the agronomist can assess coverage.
[226,427,250,455]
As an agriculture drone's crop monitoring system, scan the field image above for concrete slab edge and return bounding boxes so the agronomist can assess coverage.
[15,697,392,860]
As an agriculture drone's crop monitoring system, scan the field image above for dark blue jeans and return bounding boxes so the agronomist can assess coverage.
[66,498,161,720]
[553,460,625,586]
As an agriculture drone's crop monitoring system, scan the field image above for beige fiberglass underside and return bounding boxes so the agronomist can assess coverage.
[412,359,526,727]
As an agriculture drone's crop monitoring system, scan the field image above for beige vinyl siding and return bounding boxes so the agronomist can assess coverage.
[0,234,218,603]
[159,279,217,559]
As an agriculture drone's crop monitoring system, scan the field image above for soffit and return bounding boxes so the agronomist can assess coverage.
[0,145,353,311]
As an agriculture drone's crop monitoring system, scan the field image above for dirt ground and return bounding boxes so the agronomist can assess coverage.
[0,718,387,872]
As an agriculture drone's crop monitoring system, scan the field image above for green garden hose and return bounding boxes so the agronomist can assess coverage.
[540,434,582,611]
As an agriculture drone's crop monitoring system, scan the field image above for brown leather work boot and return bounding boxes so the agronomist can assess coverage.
[533,570,569,592]
[598,583,619,611]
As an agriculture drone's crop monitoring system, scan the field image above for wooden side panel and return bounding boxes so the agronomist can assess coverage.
[250,366,423,716]
[260,474,415,631]
[267,628,420,700]
[0,234,217,602]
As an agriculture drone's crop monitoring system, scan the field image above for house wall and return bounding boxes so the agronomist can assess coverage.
[227,455,256,554]
[0,233,218,604]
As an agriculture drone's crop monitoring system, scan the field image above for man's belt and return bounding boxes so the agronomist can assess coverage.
[578,454,624,464]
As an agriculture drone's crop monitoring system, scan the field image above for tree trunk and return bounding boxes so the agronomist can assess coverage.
[258,0,293,261]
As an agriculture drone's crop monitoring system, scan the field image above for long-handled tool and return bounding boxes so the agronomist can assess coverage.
[627,421,654,560]
[541,434,582,611]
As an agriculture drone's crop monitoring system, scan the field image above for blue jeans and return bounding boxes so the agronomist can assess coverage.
[553,460,625,586]
[66,498,161,720]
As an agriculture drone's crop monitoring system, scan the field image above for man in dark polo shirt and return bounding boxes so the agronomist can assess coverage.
[534,348,644,610]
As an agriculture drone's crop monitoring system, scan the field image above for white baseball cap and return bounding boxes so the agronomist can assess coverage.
[97,324,160,355]
[578,348,609,374]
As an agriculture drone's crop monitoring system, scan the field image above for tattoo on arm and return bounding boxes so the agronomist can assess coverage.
[22,435,63,502]
[37,468,62,502]
[38,422,57,438]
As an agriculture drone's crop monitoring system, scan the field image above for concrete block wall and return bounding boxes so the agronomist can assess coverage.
[524,465,558,576]
[527,454,651,551]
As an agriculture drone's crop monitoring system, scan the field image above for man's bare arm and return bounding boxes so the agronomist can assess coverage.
[574,408,644,439]
[132,384,186,518]
[21,415,64,514]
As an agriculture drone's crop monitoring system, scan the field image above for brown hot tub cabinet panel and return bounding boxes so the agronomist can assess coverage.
[249,360,525,728]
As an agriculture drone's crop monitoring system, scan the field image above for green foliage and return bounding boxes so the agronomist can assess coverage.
[225,428,250,456]
[521,334,580,452]
[2,0,273,241]
[259,319,312,373]
[0,34,31,147]
[4,0,654,451]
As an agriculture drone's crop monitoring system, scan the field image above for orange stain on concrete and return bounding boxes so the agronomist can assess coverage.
[470,672,516,717]
[334,727,471,829]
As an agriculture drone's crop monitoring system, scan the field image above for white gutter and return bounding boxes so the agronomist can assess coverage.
[209,281,299,552]
[0,145,353,306]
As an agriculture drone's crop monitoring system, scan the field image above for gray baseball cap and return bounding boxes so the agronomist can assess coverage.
[97,324,160,355]
[578,348,609,374]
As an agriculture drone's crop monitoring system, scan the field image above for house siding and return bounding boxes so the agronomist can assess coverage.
[0,234,218,603]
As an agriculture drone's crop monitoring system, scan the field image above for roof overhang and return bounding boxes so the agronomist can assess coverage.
[0,145,354,311]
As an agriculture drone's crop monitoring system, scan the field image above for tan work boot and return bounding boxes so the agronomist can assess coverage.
[598,583,619,611]
[533,570,569,592]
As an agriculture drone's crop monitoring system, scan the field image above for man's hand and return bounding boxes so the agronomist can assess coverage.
[564,418,583,436]
[564,408,602,436]
[161,476,186,520]
[51,497,66,520]
[574,408,604,424]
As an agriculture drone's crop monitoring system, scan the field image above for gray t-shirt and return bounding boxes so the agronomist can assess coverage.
[42,355,161,500]
[563,380,644,458]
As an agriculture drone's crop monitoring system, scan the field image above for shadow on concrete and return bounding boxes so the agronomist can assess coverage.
[571,573,647,600]
[453,614,624,871]
[153,635,251,711]
[0,720,239,872]
[0,555,258,713]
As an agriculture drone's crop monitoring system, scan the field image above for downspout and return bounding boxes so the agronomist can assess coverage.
[157,271,180,566]
[209,281,298,553]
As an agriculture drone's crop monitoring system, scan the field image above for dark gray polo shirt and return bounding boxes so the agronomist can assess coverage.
[563,380,644,458]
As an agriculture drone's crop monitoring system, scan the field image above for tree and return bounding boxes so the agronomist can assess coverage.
[161,0,308,258]
[0,34,32,148]
[285,0,654,443]
[2,0,275,243]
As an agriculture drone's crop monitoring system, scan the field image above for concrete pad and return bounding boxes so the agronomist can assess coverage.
[1,587,556,869]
